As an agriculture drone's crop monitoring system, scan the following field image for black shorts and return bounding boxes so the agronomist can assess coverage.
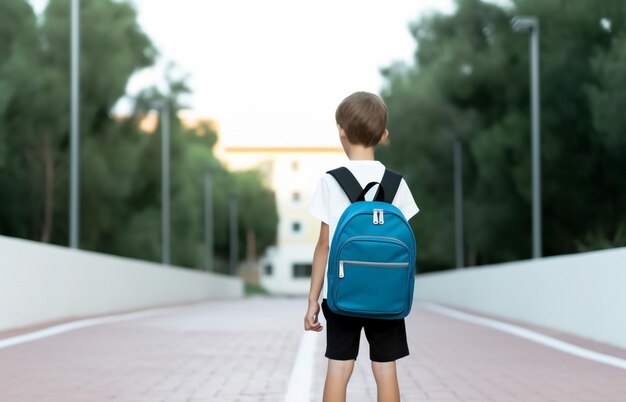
[321,299,409,362]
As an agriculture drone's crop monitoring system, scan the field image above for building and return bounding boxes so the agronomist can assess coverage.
[219,146,346,295]
[125,109,344,294]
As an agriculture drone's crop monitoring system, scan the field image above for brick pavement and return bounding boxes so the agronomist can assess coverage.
[0,298,303,402]
[1,297,626,401]
[312,303,626,402]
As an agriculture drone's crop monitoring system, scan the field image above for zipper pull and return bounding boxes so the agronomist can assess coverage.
[373,209,379,224]
[379,210,384,224]
[339,261,345,278]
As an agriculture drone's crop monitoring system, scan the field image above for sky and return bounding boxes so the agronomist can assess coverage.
[30,0,457,147]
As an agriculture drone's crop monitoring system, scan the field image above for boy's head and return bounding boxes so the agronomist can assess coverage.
[335,91,388,148]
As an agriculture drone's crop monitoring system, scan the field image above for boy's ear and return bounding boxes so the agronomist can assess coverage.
[379,129,389,145]
[338,125,347,140]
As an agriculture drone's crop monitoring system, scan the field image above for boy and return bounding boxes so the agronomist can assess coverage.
[304,91,419,402]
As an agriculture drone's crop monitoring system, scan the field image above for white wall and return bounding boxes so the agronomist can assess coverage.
[414,247,626,349]
[260,245,314,295]
[0,236,243,332]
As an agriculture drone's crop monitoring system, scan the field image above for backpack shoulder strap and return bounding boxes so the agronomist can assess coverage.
[326,167,362,204]
[379,169,403,204]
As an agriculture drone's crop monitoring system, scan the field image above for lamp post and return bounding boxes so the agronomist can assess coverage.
[229,192,239,275]
[446,131,465,269]
[204,167,214,271]
[161,103,171,265]
[69,0,80,249]
[512,16,542,259]
[152,101,171,265]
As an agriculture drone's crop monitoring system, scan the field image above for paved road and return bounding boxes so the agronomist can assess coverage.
[1,297,625,401]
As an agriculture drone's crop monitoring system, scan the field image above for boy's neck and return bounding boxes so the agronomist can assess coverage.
[346,144,376,161]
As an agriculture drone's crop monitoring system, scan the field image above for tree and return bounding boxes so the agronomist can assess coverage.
[232,170,279,261]
[0,0,37,167]
[0,0,279,272]
[379,0,626,271]
[0,0,64,241]
[585,33,626,249]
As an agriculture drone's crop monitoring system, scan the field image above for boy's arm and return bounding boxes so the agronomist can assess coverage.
[304,222,329,332]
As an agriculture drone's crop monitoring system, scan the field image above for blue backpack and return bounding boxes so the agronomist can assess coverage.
[326,167,417,320]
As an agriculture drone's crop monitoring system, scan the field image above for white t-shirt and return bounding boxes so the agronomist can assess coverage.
[308,160,419,298]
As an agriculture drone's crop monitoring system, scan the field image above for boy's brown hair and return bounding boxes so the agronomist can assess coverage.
[335,91,388,147]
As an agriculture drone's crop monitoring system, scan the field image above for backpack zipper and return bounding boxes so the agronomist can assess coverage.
[372,209,385,225]
[339,260,409,279]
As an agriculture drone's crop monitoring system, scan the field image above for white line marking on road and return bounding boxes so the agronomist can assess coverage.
[0,307,178,350]
[285,331,319,402]
[423,303,626,371]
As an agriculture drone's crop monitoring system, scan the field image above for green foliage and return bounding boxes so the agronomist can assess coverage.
[380,0,626,271]
[244,281,271,297]
[0,0,37,165]
[43,0,156,129]
[232,170,278,258]
[0,0,277,271]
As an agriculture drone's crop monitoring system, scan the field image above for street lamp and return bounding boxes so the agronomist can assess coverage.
[512,16,542,259]
[229,192,239,275]
[446,131,465,269]
[204,167,215,271]
[69,0,80,249]
[152,101,171,265]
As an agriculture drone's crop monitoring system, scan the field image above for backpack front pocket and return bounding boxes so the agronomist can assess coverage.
[335,259,410,316]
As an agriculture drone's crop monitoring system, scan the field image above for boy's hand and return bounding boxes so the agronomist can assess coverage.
[304,301,323,332]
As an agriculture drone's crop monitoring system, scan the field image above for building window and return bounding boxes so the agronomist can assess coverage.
[292,191,301,203]
[293,263,312,278]
[292,222,302,233]
[264,264,273,276]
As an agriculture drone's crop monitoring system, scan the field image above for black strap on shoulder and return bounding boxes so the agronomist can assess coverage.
[326,167,362,203]
[379,169,403,203]
[327,167,403,204]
